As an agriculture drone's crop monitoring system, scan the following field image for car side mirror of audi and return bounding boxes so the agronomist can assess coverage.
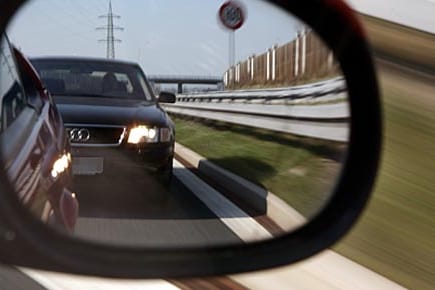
[158,91,176,103]
[0,0,381,279]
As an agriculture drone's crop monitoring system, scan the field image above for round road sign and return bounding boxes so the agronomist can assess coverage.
[219,1,245,30]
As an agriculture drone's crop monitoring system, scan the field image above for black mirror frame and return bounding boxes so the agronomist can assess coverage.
[158,91,176,103]
[0,0,381,278]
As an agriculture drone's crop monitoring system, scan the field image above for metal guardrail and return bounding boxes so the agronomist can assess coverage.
[176,77,346,102]
[148,75,222,83]
[163,77,349,142]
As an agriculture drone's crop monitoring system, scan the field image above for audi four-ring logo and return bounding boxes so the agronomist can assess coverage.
[66,128,91,142]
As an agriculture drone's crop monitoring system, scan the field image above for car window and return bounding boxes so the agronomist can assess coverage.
[136,70,153,98]
[114,73,133,93]
[0,37,27,131]
[31,59,154,101]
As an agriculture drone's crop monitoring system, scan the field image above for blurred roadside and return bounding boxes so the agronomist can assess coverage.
[359,14,434,74]
[334,14,435,290]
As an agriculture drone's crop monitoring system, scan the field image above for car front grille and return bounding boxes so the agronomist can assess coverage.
[65,124,126,147]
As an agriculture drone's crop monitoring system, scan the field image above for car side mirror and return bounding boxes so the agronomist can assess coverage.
[0,0,381,279]
[12,46,46,112]
[158,91,176,103]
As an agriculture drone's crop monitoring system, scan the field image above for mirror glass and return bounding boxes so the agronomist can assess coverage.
[2,0,349,247]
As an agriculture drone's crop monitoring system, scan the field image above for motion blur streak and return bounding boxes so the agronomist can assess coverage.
[334,15,435,290]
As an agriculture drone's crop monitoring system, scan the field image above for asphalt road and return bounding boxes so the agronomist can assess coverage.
[0,266,48,290]
[72,164,242,247]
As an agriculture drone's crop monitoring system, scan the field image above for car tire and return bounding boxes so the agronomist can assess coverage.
[47,209,69,233]
[156,158,173,187]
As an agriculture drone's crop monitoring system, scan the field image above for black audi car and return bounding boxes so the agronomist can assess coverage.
[30,57,176,184]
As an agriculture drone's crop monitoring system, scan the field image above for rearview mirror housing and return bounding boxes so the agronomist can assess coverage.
[158,91,176,103]
[0,0,381,279]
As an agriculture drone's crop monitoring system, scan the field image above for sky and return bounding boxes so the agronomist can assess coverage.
[6,0,434,77]
[7,0,301,76]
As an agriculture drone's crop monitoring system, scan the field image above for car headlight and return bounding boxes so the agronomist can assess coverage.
[127,126,173,144]
[51,153,70,178]
[127,126,158,144]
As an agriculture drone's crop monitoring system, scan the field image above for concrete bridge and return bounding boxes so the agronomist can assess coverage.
[148,75,223,93]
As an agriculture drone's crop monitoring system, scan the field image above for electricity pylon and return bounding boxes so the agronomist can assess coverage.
[97,0,123,59]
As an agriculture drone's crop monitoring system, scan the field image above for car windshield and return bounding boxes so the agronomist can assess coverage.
[30,59,154,101]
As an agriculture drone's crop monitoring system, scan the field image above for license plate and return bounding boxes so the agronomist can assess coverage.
[72,157,104,175]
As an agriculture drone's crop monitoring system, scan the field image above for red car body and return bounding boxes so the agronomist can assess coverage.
[0,35,78,232]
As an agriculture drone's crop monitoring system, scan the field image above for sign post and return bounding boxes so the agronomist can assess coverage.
[218,1,245,67]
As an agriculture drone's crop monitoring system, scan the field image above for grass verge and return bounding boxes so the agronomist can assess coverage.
[171,116,345,219]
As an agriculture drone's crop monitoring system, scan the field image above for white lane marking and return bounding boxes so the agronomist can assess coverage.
[19,267,180,290]
[173,159,272,242]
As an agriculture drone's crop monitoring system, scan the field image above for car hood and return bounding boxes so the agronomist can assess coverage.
[55,96,170,127]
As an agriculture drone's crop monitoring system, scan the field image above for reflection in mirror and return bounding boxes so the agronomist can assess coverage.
[3,0,349,247]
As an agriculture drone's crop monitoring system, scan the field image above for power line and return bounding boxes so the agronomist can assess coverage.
[31,3,97,43]
[48,0,97,29]
[96,0,123,59]
[67,0,100,27]
[75,0,107,17]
